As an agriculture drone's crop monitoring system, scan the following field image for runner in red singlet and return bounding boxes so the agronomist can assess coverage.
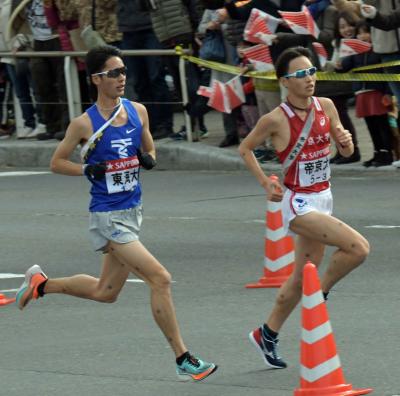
[239,47,370,369]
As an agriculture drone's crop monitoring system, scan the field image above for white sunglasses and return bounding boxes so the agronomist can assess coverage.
[284,66,317,79]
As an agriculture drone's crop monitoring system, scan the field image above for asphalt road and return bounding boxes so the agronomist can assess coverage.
[0,169,399,396]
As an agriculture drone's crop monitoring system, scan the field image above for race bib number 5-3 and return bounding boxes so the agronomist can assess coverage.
[105,156,139,194]
[299,156,330,187]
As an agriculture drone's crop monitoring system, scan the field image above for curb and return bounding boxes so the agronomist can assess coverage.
[0,138,398,173]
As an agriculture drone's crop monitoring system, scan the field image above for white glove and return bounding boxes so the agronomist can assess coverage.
[361,5,377,19]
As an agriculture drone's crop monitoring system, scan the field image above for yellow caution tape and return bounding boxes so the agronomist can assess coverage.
[316,71,400,82]
[352,60,400,72]
[175,46,400,82]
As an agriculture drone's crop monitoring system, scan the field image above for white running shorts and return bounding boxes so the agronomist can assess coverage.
[282,188,333,236]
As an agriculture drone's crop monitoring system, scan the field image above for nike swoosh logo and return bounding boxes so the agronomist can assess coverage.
[126,128,136,134]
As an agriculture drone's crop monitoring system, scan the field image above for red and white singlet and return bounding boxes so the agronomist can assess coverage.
[277,97,331,193]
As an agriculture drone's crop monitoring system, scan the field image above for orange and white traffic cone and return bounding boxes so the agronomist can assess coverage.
[294,262,373,396]
[0,293,15,306]
[246,175,294,288]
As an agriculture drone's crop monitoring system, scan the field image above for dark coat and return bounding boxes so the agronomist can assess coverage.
[339,50,390,94]
[368,9,400,31]
[117,0,153,33]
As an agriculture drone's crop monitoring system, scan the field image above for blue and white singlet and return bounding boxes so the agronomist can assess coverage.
[85,98,142,212]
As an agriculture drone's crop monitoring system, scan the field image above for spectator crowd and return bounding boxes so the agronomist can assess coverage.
[0,0,400,167]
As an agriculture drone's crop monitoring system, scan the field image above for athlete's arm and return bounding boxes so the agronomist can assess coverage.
[50,115,91,176]
[239,111,283,201]
[133,102,155,160]
[320,97,354,158]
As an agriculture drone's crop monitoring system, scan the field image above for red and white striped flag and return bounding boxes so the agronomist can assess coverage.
[253,32,277,46]
[312,42,328,68]
[279,6,320,39]
[339,38,372,58]
[197,85,212,98]
[244,16,269,44]
[242,44,274,71]
[207,80,231,113]
[244,8,280,43]
[225,76,245,110]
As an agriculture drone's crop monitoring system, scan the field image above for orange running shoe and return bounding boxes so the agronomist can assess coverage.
[16,265,47,310]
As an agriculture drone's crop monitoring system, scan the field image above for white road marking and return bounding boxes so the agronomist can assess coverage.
[365,225,400,229]
[126,279,175,284]
[0,171,51,177]
[0,274,24,279]
[0,288,18,293]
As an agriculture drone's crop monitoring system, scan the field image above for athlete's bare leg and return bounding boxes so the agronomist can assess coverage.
[267,235,325,332]
[44,240,187,356]
[290,212,370,292]
[107,240,188,357]
[267,211,369,332]
[44,253,129,302]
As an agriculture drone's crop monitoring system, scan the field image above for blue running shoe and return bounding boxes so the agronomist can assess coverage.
[176,354,217,381]
[249,327,287,369]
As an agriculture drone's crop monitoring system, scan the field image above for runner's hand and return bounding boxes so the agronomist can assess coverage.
[262,175,283,202]
[137,149,157,170]
[334,125,352,148]
[83,162,107,180]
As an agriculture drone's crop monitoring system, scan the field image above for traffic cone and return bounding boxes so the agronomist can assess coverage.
[246,175,294,288]
[0,293,15,306]
[294,262,373,396]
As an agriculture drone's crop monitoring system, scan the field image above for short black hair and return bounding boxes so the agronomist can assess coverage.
[85,45,122,75]
[85,45,122,100]
[355,19,370,35]
[275,47,313,79]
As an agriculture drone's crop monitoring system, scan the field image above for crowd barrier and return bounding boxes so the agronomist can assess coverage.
[0,49,195,141]
[2,47,400,143]
[175,45,400,82]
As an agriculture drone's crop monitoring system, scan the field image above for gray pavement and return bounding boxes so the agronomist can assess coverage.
[0,170,400,396]
[0,108,399,172]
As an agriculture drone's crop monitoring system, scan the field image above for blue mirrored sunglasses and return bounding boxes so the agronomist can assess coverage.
[92,66,128,79]
[284,66,317,79]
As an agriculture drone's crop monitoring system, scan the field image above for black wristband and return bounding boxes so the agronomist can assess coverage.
[84,162,107,180]
[137,150,157,170]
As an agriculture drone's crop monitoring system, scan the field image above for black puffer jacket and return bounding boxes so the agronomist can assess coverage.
[142,0,200,47]
[224,0,303,21]
[339,50,390,93]
[117,0,152,33]
[224,18,245,47]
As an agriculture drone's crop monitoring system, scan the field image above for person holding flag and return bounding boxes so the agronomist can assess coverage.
[239,46,370,369]
[323,11,361,165]
[337,20,394,167]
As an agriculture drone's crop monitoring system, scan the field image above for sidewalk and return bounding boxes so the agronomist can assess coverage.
[0,108,398,172]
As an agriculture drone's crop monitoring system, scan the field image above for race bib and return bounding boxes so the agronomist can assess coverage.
[299,156,330,187]
[105,156,139,194]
